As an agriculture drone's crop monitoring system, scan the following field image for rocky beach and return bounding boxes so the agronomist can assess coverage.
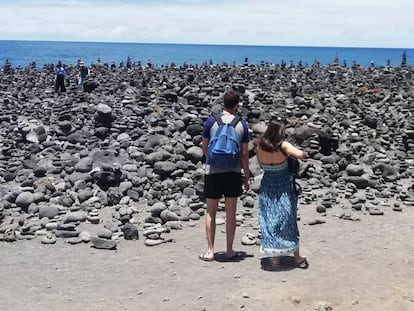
[0,61,413,311]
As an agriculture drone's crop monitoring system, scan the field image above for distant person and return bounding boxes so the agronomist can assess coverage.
[77,60,89,89]
[199,89,250,262]
[255,121,308,269]
[290,79,299,98]
[3,59,12,73]
[352,60,359,69]
[55,61,66,92]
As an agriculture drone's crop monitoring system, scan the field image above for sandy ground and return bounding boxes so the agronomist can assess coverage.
[1,199,413,311]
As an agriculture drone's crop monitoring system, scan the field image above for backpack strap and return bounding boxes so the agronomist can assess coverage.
[229,116,241,127]
[214,115,241,127]
[213,115,224,126]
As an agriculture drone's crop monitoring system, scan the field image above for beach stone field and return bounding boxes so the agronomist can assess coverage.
[0,61,413,250]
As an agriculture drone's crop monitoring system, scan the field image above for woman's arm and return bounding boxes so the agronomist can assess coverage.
[281,141,305,159]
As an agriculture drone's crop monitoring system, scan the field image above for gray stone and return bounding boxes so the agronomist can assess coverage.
[153,161,177,177]
[144,238,164,246]
[119,181,133,195]
[241,234,256,245]
[103,221,119,233]
[75,157,93,173]
[187,212,200,220]
[342,176,369,189]
[64,211,87,223]
[54,230,80,238]
[33,165,47,177]
[182,187,196,197]
[121,223,139,240]
[186,146,203,163]
[67,237,83,244]
[78,189,94,203]
[143,226,169,237]
[316,205,326,213]
[90,237,117,250]
[97,227,113,239]
[41,234,56,244]
[150,202,167,216]
[96,103,112,115]
[346,164,365,176]
[107,187,122,206]
[79,231,91,242]
[15,192,34,210]
[38,205,59,219]
[160,210,179,222]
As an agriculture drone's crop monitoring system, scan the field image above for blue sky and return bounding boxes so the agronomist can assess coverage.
[1,0,413,48]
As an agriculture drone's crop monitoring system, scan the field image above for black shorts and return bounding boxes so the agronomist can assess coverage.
[204,172,243,199]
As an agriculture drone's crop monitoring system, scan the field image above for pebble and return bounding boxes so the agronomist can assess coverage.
[41,234,56,244]
[392,205,403,212]
[90,237,117,250]
[241,234,256,245]
[144,238,164,246]
[369,209,384,216]
[308,219,326,225]
[216,218,226,225]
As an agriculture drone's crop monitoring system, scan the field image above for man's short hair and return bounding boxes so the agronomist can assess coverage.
[223,89,240,109]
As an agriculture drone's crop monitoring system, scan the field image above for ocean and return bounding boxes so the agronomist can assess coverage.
[0,40,412,68]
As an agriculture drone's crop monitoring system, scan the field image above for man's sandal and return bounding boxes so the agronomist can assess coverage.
[199,253,214,262]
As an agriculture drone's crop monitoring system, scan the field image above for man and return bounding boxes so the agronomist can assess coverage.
[200,89,250,261]
[77,60,89,89]
[55,62,66,93]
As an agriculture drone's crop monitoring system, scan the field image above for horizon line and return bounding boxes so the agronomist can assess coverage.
[0,39,413,51]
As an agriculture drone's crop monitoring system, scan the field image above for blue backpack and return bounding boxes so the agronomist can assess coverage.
[56,67,65,76]
[207,115,241,168]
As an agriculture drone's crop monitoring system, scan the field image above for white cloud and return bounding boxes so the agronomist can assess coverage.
[0,0,413,48]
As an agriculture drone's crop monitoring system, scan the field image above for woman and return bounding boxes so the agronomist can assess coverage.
[255,121,308,269]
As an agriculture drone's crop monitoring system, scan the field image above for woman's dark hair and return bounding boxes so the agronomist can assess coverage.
[223,89,240,109]
[257,121,286,152]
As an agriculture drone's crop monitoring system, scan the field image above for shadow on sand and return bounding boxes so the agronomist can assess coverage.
[260,256,309,272]
[213,251,254,263]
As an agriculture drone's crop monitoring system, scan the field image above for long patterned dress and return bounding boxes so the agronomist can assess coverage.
[259,161,299,256]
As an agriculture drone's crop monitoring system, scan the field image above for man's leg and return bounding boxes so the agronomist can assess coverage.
[61,80,66,92]
[203,198,219,260]
[224,196,238,257]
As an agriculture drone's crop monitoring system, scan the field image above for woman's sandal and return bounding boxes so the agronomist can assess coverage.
[269,257,281,267]
[295,258,309,269]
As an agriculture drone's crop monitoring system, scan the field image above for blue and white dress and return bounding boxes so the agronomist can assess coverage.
[259,161,299,256]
